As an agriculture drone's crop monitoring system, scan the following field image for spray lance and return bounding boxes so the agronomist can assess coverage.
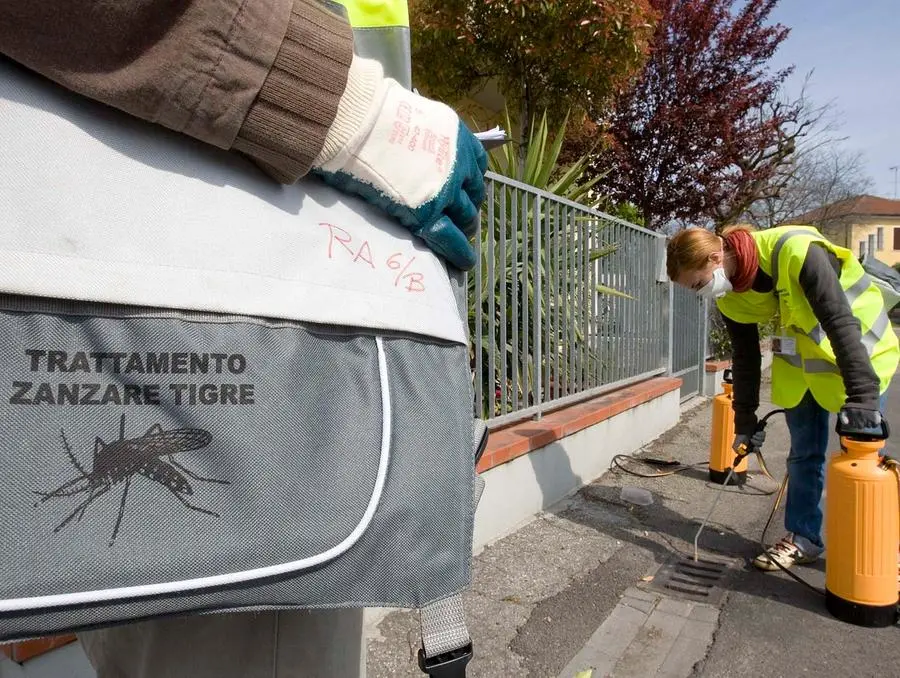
[693,409,785,561]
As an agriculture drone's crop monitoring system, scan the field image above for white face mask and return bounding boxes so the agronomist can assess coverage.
[697,267,732,299]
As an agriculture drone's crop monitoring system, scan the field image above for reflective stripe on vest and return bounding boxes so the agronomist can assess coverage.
[789,304,891,355]
[787,271,892,353]
[334,0,412,88]
[769,228,816,291]
[773,354,840,374]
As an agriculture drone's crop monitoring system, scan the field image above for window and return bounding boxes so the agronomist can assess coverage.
[859,240,867,258]
[877,227,885,251]
[894,227,900,250]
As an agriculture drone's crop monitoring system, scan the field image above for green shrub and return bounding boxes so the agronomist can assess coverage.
[471,108,633,417]
[707,305,779,361]
[707,307,731,360]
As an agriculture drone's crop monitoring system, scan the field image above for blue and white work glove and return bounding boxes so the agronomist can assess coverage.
[312,57,487,271]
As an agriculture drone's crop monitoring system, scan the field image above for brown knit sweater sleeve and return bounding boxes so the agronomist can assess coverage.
[232,0,354,182]
[0,0,352,183]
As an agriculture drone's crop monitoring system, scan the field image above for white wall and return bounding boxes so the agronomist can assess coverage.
[472,389,681,552]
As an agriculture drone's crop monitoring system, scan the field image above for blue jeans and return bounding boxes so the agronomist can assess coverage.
[784,390,887,547]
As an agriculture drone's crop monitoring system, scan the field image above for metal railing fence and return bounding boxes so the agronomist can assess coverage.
[670,283,709,401]
[468,172,698,427]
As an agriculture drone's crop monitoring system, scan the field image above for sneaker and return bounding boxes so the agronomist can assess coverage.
[753,533,823,571]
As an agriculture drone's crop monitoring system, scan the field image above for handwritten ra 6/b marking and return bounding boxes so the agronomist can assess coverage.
[386,252,422,289]
[320,222,425,293]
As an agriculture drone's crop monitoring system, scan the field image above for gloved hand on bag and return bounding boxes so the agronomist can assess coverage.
[838,405,884,436]
[312,57,487,271]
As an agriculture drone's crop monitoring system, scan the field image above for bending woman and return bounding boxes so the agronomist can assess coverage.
[667,224,898,570]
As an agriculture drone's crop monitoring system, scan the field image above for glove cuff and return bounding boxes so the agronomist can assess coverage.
[314,56,385,169]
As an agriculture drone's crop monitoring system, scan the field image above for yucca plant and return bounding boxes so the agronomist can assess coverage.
[488,108,605,207]
[469,108,634,418]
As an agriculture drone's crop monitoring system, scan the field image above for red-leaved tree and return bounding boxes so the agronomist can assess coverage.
[597,0,801,230]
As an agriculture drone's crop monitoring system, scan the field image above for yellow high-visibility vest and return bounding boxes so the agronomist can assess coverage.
[333,0,411,89]
[716,225,899,411]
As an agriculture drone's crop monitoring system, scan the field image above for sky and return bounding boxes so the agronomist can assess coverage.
[768,1,900,199]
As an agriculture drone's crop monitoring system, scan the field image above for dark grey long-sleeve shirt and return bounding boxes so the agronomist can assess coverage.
[723,243,880,434]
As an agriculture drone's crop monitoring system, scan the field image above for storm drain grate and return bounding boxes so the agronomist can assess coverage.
[647,555,733,605]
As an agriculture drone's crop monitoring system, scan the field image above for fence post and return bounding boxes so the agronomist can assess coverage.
[702,298,710,371]
[474,197,484,418]
[666,282,675,375]
[656,237,669,373]
[698,297,707,396]
[532,194,543,420]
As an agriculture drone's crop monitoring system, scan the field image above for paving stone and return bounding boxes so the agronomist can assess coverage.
[657,623,716,678]
[556,603,647,678]
[655,597,694,618]
[620,594,657,615]
[678,618,718,642]
[687,604,720,624]
[621,587,659,603]
[609,609,685,678]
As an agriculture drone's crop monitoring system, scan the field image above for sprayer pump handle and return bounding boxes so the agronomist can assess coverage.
[835,416,890,441]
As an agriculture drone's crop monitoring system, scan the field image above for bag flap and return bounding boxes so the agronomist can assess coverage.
[0,58,466,345]
[861,253,900,293]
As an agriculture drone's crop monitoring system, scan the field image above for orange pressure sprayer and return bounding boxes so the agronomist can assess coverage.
[825,417,899,627]
[709,369,747,485]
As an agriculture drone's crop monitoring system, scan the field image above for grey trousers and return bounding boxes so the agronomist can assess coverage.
[78,609,366,678]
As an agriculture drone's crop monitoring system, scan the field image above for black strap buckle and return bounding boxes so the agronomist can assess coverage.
[417,643,473,678]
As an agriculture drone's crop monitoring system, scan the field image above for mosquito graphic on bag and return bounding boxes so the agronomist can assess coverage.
[35,414,228,545]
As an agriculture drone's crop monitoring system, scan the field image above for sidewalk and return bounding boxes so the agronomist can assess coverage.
[368,373,900,677]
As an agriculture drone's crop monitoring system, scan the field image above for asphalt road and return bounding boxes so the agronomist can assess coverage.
[693,371,900,678]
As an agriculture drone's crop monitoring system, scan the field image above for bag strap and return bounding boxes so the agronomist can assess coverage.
[416,420,488,677]
[418,595,473,677]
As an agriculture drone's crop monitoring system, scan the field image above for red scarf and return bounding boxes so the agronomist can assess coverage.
[724,230,758,293]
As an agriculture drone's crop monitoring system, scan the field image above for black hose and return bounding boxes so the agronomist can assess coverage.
[757,473,827,596]
[618,407,833,596]
[743,409,826,594]
[612,454,779,495]
[610,454,707,478]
